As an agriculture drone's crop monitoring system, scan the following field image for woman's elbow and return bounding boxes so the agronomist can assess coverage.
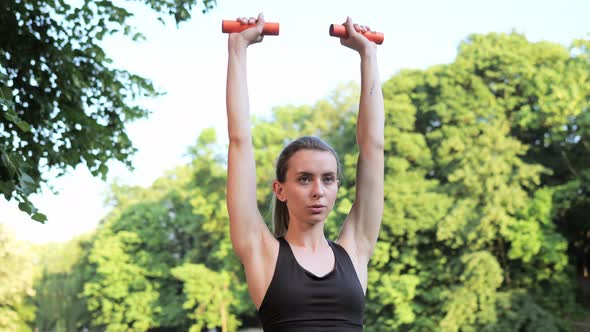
[358,135,384,152]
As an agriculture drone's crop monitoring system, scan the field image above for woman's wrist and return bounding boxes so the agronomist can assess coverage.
[358,45,378,59]
[228,34,249,53]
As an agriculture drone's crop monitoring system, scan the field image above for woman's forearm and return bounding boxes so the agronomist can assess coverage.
[357,50,385,150]
[226,37,252,143]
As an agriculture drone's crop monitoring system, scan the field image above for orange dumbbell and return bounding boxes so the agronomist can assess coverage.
[221,20,280,35]
[329,24,384,45]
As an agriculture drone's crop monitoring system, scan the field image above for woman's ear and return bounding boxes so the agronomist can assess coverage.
[272,180,287,202]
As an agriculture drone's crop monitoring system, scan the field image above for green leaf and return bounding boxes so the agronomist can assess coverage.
[3,108,31,132]
[18,172,37,195]
[32,212,47,223]
[18,201,33,214]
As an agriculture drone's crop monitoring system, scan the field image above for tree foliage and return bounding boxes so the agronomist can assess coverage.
[362,32,588,332]
[172,264,240,332]
[0,225,36,332]
[32,235,94,331]
[81,131,244,331]
[0,0,217,221]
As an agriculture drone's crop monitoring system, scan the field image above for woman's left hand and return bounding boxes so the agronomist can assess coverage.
[339,17,377,56]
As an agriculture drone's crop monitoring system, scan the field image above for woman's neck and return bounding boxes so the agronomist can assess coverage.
[284,222,328,252]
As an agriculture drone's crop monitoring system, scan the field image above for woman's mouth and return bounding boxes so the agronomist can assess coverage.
[308,205,325,214]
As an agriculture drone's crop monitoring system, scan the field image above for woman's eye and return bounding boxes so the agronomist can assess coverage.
[323,177,335,183]
[299,177,311,183]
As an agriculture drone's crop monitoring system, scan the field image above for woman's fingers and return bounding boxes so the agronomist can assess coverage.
[235,16,258,26]
[352,23,371,34]
[346,18,368,36]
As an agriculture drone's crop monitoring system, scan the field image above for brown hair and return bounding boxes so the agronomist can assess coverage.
[272,136,342,237]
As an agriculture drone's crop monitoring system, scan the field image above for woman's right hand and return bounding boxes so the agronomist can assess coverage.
[228,13,265,49]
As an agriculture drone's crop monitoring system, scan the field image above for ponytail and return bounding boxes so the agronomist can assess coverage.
[271,195,289,237]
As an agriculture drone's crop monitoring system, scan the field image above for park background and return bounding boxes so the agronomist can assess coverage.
[1,0,589,331]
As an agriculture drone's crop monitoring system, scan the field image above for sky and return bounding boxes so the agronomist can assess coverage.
[1,0,588,243]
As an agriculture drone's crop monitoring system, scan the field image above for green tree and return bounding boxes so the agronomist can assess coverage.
[172,264,240,332]
[82,129,246,331]
[361,32,588,331]
[0,225,36,332]
[84,227,162,331]
[32,235,94,331]
[0,0,216,221]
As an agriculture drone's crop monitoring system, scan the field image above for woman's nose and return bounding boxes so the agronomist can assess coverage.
[311,179,325,197]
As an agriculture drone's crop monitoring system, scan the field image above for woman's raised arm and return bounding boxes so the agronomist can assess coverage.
[225,14,272,260]
[337,17,385,267]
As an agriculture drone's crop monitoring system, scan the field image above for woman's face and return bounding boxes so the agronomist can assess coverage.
[275,149,339,225]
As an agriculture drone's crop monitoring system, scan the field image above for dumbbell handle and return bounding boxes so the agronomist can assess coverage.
[221,20,280,35]
[329,24,384,45]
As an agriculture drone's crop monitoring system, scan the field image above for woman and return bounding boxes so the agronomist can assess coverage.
[226,13,384,331]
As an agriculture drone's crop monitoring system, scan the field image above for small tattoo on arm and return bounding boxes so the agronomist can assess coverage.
[370,80,376,96]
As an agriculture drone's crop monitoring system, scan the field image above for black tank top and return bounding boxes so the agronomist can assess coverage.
[257,237,365,331]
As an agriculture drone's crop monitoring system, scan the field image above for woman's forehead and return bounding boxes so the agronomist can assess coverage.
[287,150,337,173]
